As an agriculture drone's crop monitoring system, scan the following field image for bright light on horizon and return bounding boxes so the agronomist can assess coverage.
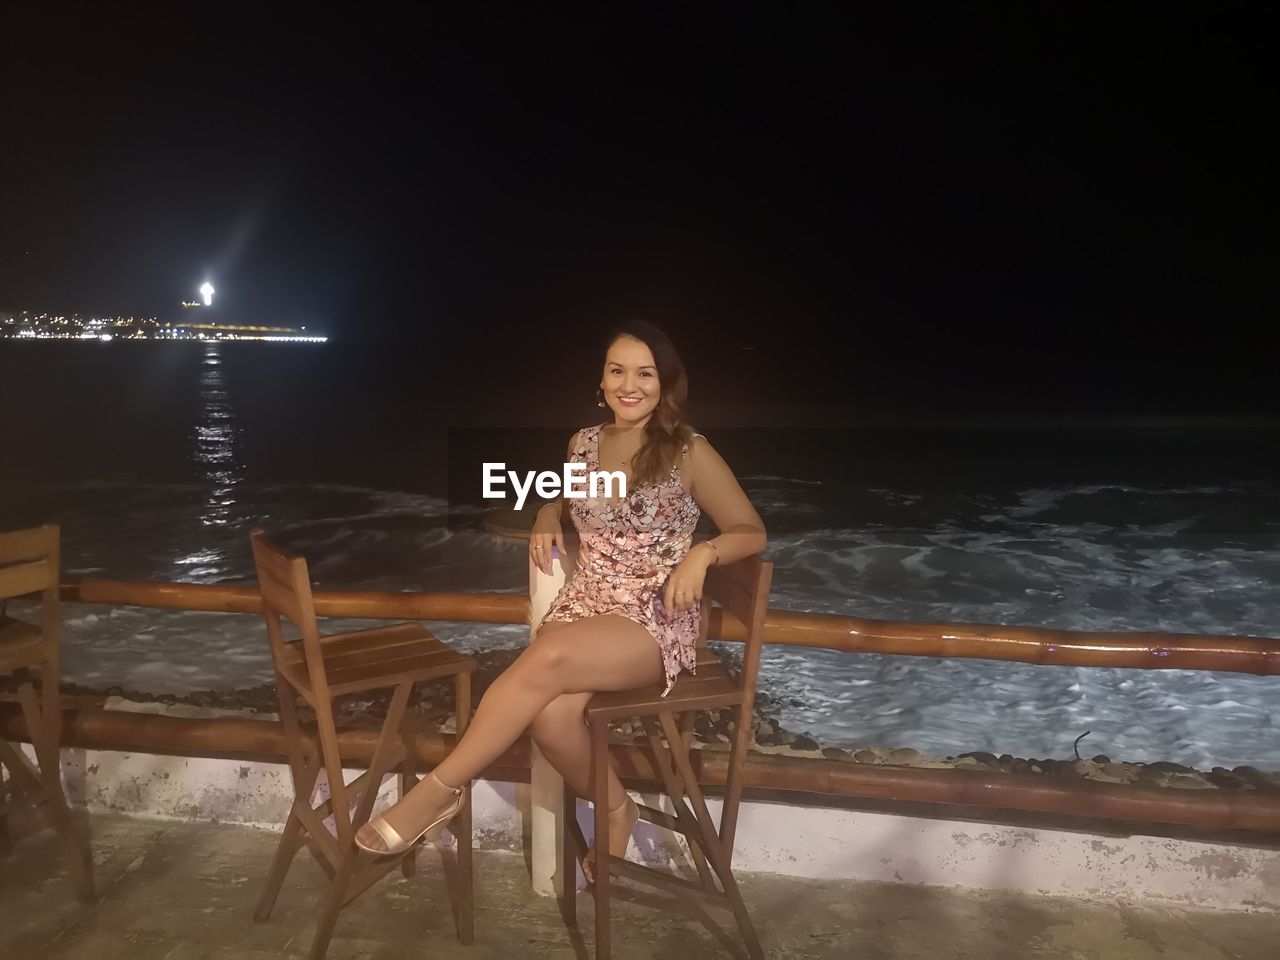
[199,282,215,307]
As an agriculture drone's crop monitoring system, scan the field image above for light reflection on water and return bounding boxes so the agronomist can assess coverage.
[177,344,243,578]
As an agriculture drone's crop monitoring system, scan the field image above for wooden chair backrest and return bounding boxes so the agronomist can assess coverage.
[700,554,771,857]
[702,554,773,704]
[0,524,60,654]
[249,529,329,699]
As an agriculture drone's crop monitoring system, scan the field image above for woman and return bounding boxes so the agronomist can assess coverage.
[356,321,767,879]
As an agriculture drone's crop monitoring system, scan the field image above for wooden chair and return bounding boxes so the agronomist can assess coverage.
[249,530,476,960]
[563,554,773,960]
[0,524,94,901]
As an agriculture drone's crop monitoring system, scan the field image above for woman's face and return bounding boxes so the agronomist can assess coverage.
[600,335,661,426]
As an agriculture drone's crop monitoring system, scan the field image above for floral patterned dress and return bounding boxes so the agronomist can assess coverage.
[537,424,703,695]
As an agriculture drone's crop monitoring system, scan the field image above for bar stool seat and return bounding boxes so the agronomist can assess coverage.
[0,617,44,662]
[278,622,472,697]
[583,646,738,718]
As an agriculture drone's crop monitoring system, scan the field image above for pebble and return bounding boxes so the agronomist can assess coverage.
[821,747,847,761]
[959,751,997,765]
[888,747,920,764]
[754,719,775,737]
[1091,755,1111,765]
[853,750,879,764]
[791,734,820,752]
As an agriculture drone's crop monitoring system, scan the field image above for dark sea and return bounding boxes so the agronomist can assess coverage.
[2,340,1278,770]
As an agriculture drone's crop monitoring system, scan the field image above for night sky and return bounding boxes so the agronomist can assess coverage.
[2,6,1275,416]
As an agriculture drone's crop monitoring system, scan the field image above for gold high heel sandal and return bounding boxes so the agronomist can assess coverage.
[582,793,639,884]
[355,772,465,856]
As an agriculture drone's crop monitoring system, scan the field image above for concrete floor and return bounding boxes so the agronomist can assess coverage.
[2,812,1278,959]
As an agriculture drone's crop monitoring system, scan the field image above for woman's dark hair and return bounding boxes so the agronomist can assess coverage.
[603,320,694,485]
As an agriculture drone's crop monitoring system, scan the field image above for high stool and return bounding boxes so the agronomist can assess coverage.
[562,554,773,960]
[249,530,475,959]
[0,524,95,901]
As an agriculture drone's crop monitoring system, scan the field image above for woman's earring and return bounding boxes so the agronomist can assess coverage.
[596,387,606,408]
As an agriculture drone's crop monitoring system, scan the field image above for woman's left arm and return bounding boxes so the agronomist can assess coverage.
[663,436,767,612]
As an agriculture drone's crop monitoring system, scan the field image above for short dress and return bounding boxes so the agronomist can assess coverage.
[537,424,703,695]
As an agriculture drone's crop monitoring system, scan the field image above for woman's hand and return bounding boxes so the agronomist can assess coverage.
[663,542,715,613]
[530,503,566,577]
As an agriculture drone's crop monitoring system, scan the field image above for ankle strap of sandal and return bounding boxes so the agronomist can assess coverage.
[431,771,462,795]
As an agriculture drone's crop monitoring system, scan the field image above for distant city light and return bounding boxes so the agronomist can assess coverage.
[3,310,327,345]
[200,282,215,306]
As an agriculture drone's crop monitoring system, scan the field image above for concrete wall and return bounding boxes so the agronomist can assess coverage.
[37,743,1280,914]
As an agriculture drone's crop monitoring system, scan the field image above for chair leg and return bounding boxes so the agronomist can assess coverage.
[561,782,580,925]
[254,806,309,922]
[399,695,418,880]
[642,716,716,891]
[0,737,40,794]
[591,719,611,960]
[659,712,765,959]
[715,864,764,960]
[309,683,410,958]
[454,671,474,945]
[308,848,357,960]
[18,678,94,902]
[256,687,322,923]
[0,761,11,857]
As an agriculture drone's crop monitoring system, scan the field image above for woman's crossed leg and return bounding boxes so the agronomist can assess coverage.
[355,614,662,853]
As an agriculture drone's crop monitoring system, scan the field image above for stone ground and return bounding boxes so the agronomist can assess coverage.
[2,812,1279,959]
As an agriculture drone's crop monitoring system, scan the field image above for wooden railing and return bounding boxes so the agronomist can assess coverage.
[1,575,1274,837]
[61,576,1280,674]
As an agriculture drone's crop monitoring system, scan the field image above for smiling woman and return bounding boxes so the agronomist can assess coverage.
[594,324,690,488]
[355,319,768,877]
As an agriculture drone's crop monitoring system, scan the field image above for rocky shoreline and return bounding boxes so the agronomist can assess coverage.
[15,646,1278,795]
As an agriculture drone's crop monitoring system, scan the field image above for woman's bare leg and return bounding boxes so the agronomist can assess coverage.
[355,615,661,851]
[531,691,638,876]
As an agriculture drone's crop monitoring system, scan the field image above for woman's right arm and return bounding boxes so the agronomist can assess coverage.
[529,431,578,576]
